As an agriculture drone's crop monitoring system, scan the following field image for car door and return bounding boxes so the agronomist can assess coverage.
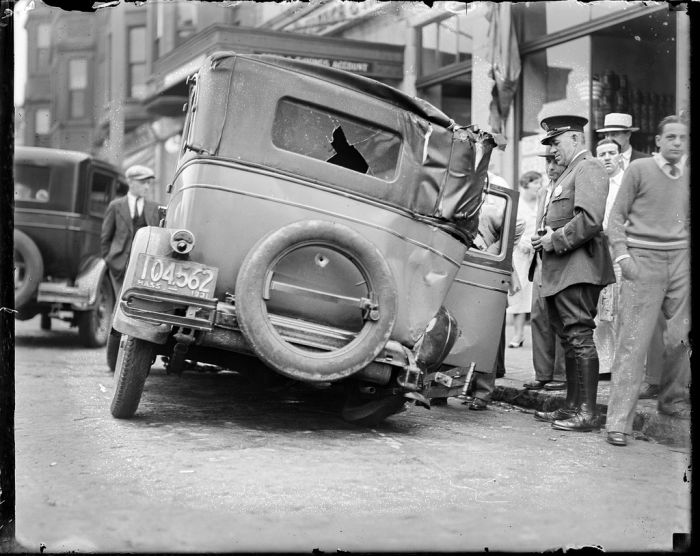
[440,183,519,375]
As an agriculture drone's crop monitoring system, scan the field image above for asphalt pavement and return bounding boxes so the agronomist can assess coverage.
[493,320,690,448]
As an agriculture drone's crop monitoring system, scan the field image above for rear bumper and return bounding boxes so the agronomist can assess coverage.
[37,282,90,308]
[116,286,410,369]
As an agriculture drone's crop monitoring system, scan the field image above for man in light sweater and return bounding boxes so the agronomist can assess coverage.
[604,115,690,447]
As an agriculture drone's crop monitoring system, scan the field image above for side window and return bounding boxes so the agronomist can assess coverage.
[115,179,129,197]
[271,98,401,181]
[469,193,508,258]
[89,171,114,216]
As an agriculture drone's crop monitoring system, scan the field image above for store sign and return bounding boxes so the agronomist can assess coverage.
[283,0,383,35]
[256,53,372,75]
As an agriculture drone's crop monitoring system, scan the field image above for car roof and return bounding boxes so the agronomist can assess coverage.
[15,146,122,174]
[208,51,456,129]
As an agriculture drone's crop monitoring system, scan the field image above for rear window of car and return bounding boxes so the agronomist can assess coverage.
[14,161,77,211]
[271,98,401,181]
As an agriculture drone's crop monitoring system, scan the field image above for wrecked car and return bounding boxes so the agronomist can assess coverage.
[109,52,517,425]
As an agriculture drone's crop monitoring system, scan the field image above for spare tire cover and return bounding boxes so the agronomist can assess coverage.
[235,220,398,382]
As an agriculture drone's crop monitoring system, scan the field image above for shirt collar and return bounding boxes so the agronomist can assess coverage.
[653,152,684,178]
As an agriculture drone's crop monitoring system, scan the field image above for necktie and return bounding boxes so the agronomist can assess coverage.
[666,163,679,178]
[135,196,142,217]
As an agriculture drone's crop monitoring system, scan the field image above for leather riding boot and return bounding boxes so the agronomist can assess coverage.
[534,358,579,422]
[552,358,600,431]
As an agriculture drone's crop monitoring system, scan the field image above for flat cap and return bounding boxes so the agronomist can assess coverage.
[125,165,155,180]
[537,146,555,158]
[540,115,588,145]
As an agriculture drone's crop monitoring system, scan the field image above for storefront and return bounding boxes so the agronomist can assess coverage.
[515,1,687,177]
[407,1,688,186]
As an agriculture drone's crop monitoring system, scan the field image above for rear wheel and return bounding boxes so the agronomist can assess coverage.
[341,381,407,426]
[78,277,115,347]
[110,336,156,418]
[14,229,44,309]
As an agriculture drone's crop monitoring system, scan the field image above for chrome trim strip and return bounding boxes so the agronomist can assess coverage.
[15,208,81,217]
[452,278,509,294]
[459,259,512,275]
[172,182,463,268]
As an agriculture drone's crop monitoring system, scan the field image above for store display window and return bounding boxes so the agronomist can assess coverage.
[589,10,676,153]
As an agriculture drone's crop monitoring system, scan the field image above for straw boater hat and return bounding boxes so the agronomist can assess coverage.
[539,115,588,145]
[595,113,639,133]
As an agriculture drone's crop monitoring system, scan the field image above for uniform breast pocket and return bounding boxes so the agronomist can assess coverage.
[546,196,573,228]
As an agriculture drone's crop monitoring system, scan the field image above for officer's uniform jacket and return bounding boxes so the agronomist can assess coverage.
[539,150,615,297]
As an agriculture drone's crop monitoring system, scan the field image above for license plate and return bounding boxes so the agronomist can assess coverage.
[134,254,218,299]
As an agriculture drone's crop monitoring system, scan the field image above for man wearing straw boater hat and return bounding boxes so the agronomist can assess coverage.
[530,115,615,432]
[596,112,650,170]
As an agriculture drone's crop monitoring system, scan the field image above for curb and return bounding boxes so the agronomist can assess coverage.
[492,383,690,448]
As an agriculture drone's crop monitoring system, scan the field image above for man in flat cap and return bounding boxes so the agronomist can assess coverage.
[530,115,615,432]
[596,112,649,171]
[101,165,160,371]
[101,164,160,292]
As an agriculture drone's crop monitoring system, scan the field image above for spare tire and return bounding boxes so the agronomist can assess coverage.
[14,229,44,309]
[235,220,398,382]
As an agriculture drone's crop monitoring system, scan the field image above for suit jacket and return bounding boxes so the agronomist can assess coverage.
[527,184,550,282]
[100,195,160,282]
[630,148,650,162]
[539,151,615,297]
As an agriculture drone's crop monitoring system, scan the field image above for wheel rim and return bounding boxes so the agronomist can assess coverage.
[14,250,28,291]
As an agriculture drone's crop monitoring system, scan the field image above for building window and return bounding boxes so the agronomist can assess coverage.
[35,108,51,135]
[36,23,51,71]
[155,2,165,59]
[420,12,472,76]
[69,59,88,119]
[176,3,198,44]
[128,26,147,99]
[105,34,111,104]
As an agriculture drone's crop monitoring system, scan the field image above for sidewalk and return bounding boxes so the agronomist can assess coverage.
[487,322,690,448]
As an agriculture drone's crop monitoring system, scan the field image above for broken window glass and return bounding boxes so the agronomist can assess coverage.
[271,99,401,180]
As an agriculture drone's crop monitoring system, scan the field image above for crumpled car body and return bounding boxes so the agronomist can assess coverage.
[109,52,516,425]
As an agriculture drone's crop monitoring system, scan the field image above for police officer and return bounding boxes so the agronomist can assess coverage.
[531,115,615,432]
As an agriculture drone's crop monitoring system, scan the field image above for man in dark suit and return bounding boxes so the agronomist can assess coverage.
[530,115,615,432]
[101,164,160,294]
[525,148,567,393]
[595,112,648,171]
[102,165,160,372]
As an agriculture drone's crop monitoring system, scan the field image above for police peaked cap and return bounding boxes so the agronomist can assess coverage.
[540,115,588,145]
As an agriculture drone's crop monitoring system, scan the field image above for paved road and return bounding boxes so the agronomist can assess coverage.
[13,318,691,552]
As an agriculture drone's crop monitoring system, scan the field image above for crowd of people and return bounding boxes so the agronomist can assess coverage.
[504,111,690,447]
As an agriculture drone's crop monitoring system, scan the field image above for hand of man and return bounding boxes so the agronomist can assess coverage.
[531,226,555,253]
[618,257,638,280]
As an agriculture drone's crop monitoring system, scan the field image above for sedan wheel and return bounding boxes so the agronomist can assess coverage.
[110,336,156,419]
[78,277,115,347]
